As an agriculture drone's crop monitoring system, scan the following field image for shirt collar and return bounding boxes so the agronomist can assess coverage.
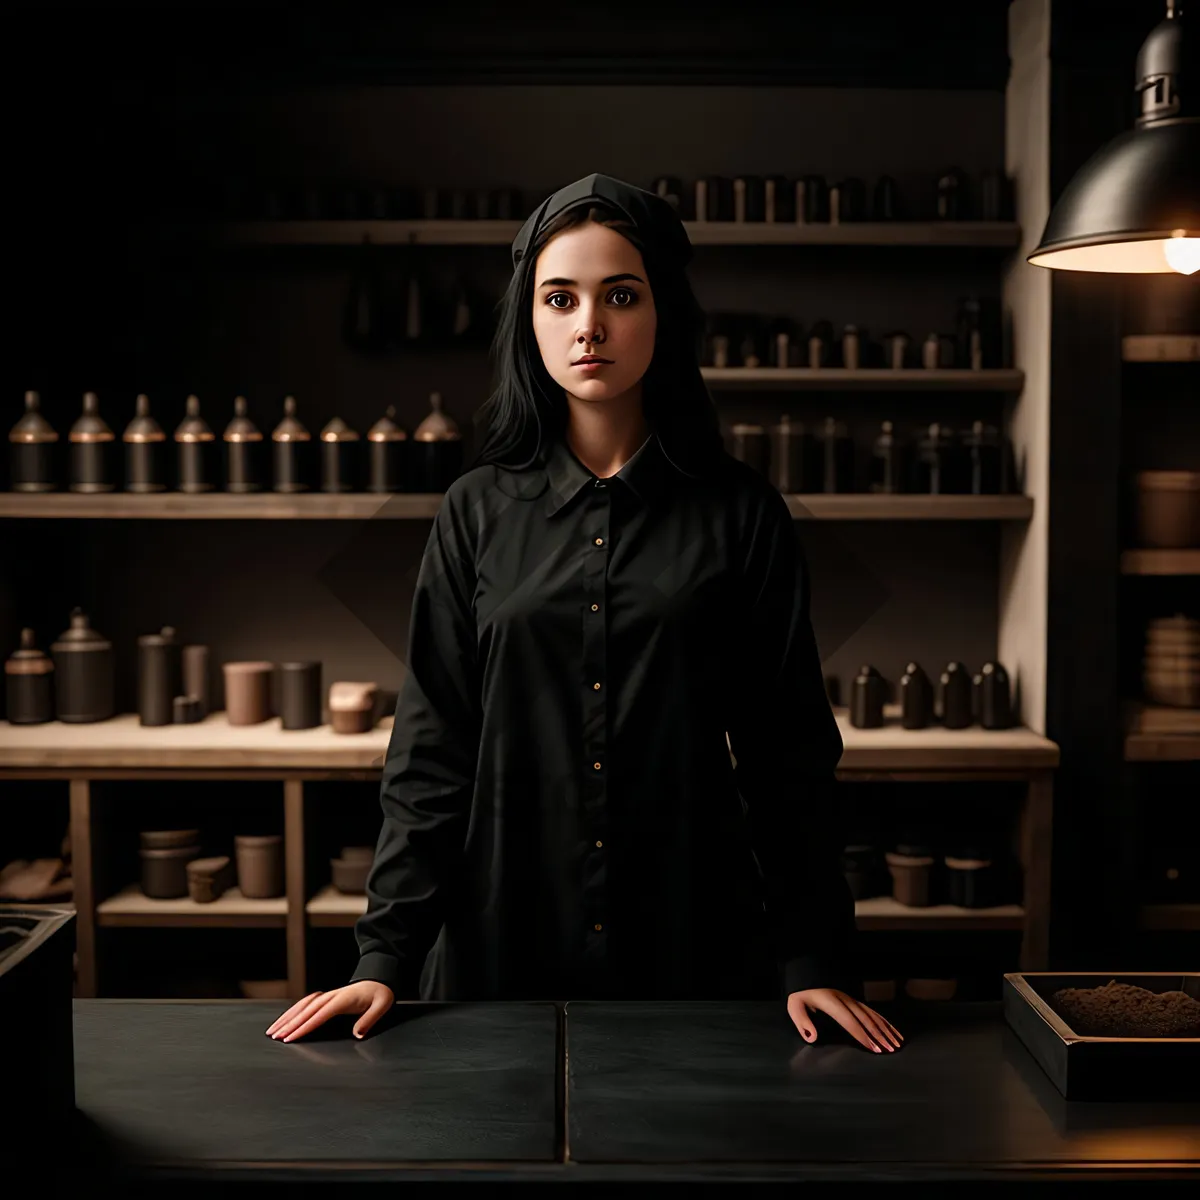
[543,429,673,517]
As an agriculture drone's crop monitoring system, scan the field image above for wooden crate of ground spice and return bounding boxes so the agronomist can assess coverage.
[1003,972,1200,1099]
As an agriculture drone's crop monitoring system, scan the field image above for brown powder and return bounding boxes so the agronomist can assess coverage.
[1050,980,1200,1038]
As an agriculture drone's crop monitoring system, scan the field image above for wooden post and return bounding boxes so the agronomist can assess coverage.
[68,778,97,997]
[284,779,307,998]
[1019,772,1054,970]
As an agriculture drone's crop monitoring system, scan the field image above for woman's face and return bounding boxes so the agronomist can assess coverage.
[531,220,657,407]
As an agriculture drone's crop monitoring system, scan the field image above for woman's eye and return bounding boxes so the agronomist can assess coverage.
[609,288,636,306]
[547,293,572,309]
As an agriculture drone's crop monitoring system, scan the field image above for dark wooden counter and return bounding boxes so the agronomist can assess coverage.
[67,1000,1200,1185]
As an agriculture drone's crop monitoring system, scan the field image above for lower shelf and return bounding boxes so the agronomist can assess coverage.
[1140,903,1200,931]
[302,886,1026,932]
[96,884,288,928]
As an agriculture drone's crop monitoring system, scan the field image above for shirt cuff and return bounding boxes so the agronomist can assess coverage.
[350,951,420,999]
[780,954,863,1002]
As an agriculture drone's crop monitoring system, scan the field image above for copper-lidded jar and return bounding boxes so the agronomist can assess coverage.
[69,392,115,493]
[51,607,115,723]
[320,416,361,493]
[367,405,409,493]
[411,392,462,493]
[8,391,60,492]
[5,628,54,724]
[272,395,314,493]
[175,394,216,492]
[224,396,264,493]
[123,394,167,492]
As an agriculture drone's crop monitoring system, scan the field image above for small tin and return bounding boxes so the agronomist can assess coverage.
[175,395,216,493]
[68,392,115,493]
[277,660,322,730]
[122,393,167,492]
[4,628,54,724]
[224,396,264,493]
[8,391,59,493]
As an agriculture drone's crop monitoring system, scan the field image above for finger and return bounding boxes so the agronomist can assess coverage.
[787,996,819,1043]
[353,991,393,1039]
[848,1000,900,1050]
[272,992,332,1041]
[267,992,323,1036]
[282,993,348,1043]
[879,1013,904,1044]
[821,993,882,1053]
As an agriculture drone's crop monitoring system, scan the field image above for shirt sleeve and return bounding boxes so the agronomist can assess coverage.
[725,488,860,1002]
[351,485,481,998]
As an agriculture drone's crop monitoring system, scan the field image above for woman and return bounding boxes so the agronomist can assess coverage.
[268,173,902,1054]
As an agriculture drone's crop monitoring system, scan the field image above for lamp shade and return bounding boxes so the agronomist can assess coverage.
[1029,3,1200,274]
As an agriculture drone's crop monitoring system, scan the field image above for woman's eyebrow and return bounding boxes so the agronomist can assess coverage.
[537,273,646,287]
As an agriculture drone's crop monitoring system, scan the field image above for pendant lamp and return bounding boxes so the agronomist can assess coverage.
[1028,1,1198,274]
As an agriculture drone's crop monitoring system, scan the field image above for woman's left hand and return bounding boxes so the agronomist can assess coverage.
[787,988,903,1053]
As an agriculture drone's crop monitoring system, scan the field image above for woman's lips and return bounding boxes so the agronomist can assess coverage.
[573,360,612,371]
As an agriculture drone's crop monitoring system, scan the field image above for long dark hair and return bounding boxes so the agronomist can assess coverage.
[466,201,724,475]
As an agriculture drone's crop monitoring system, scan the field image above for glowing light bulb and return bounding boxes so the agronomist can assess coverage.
[1163,234,1200,275]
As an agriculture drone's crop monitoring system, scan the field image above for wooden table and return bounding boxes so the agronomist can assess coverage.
[65,999,1200,1184]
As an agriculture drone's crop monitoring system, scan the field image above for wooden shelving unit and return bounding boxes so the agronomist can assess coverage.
[1124,733,1200,763]
[1121,334,1200,363]
[0,709,1056,997]
[701,367,1024,391]
[0,491,1033,522]
[1120,548,1200,575]
[205,219,1023,249]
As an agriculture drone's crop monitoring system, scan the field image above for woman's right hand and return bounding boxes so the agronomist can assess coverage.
[266,981,395,1043]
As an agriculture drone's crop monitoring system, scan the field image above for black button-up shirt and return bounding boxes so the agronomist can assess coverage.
[352,428,857,1002]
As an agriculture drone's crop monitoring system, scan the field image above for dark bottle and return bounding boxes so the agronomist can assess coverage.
[320,417,361,493]
[138,626,182,727]
[182,643,210,718]
[224,396,264,493]
[4,628,54,724]
[962,420,1004,494]
[871,175,902,220]
[869,420,905,494]
[69,392,115,493]
[768,317,802,368]
[829,177,866,223]
[935,167,971,220]
[733,175,766,222]
[51,607,115,723]
[899,661,933,729]
[278,661,322,730]
[123,393,167,492]
[807,319,834,368]
[764,175,795,223]
[411,392,463,493]
[730,423,770,477]
[175,395,216,493]
[8,390,59,493]
[796,175,830,223]
[769,415,820,493]
[882,331,910,370]
[937,661,973,729]
[913,422,968,495]
[367,405,409,493]
[272,395,314,493]
[850,664,888,729]
[977,661,1014,729]
[816,417,855,493]
[840,324,863,369]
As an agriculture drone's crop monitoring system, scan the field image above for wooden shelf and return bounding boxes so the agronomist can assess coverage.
[307,884,366,927]
[1121,548,1200,575]
[702,367,1024,391]
[1125,733,1200,762]
[206,219,1022,249]
[0,490,1033,522]
[853,895,1025,930]
[1140,903,1200,931]
[0,710,1058,774]
[96,884,287,928]
[1122,334,1200,363]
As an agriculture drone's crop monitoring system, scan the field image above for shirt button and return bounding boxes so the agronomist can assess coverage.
[593,761,601,770]
[595,840,603,848]
[593,682,601,690]
[591,603,599,612]
[594,537,604,545]
[594,923,603,932]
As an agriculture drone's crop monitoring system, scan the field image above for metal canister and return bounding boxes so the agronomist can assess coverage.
[769,414,820,493]
[123,393,167,492]
[68,392,115,493]
[182,643,210,718]
[272,395,314,493]
[4,628,54,724]
[816,416,855,493]
[796,176,830,223]
[411,392,463,493]
[51,607,115,723]
[962,420,1004,494]
[841,325,862,370]
[138,626,182,727]
[224,396,264,493]
[732,176,765,222]
[729,423,769,477]
[175,395,216,492]
[807,320,834,369]
[320,417,361,493]
[8,391,59,492]
[869,420,905,494]
[882,331,910,370]
[367,405,409,493]
[914,422,968,494]
[278,661,322,730]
